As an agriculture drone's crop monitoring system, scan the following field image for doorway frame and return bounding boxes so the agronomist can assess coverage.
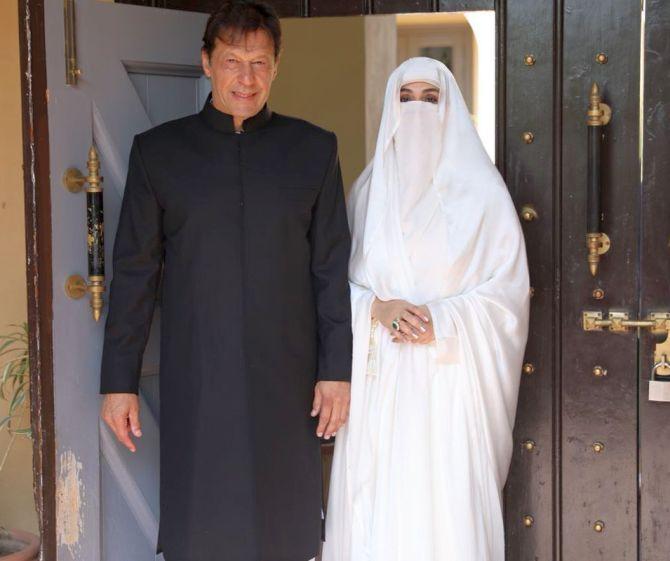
[17,1,508,560]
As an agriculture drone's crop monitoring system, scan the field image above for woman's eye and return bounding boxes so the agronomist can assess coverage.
[400,96,410,102]
[425,96,439,104]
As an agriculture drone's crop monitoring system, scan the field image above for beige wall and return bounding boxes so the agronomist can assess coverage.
[0,0,38,536]
[270,17,367,192]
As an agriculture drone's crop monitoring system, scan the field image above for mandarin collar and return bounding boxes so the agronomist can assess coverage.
[199,92,272,133]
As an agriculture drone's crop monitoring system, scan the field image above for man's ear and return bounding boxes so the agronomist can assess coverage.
[272,52,281,79]
[201,49,211,78]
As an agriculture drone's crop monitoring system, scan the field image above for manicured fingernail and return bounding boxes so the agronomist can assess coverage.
[324,435,331,440]
[412,333,419,339]
[310,410,317,416]
[424,316,430,322]
[420,326,426,332]
[317,432,323,437]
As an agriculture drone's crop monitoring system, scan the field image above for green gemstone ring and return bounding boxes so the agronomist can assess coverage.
[391,318,401,331]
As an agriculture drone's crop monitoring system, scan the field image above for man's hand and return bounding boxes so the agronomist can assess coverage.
[310,381,351,440]
[100,393,142,453]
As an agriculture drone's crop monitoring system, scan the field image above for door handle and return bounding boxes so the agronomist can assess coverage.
[62,146,106,322]
[585,82,612,276]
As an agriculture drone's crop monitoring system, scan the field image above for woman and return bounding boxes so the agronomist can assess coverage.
[322,57,531,561]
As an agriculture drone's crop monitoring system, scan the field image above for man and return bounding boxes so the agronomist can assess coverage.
[99,2,352,560]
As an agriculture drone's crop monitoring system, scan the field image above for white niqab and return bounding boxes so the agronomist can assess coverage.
[322,57,530,561]
[394,101,442,225]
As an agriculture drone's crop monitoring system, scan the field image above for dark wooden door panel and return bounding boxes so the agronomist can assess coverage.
[372,0,433,13]
[309,0,367,16]
[502,1,558,560]
[640,1,670,559]
[561,1,641,559]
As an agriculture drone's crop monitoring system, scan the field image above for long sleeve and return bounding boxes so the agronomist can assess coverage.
[99,135,164,394]
[309,133,353,382]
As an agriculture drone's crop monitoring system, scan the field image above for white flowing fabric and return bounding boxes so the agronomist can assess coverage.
[322,58,530,561]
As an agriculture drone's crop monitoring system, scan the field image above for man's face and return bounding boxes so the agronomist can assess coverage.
[201,29,279,124]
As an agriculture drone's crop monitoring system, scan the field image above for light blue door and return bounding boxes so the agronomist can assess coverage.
[44,1,208,559]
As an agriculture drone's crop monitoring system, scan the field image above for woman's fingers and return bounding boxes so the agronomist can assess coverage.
[402,310,427,333]
[408,304,431,323]
[391,325,413,342]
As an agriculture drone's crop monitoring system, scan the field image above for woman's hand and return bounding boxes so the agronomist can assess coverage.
[371,298,433,343]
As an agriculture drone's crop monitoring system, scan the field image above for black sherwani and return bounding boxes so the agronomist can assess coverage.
[99,94,353,561]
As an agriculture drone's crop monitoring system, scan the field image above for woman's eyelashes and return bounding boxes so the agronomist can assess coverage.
[399,95,439,104]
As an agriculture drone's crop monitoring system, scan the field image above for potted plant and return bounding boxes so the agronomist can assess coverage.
[0,322,39,561]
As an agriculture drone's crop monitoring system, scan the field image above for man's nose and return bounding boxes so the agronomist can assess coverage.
[238,62,254,85]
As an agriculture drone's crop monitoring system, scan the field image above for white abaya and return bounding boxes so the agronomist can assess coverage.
[322,58,531,561]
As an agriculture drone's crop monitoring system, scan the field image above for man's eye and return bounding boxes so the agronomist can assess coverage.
[253,60,266,65]
[226,58,238,64]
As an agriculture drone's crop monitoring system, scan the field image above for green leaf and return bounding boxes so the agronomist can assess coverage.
[8,389,25,412]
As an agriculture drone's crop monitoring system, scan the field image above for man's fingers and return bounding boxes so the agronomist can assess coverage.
[129,406,142,437]
[323,402,343,439]
[339,399,350,424]
[317,403,333,438]
[113,416,136,452]
[311,388,322,417]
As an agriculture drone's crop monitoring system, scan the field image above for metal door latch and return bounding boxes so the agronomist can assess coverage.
[583,310,670,402]
[582,311,670,334]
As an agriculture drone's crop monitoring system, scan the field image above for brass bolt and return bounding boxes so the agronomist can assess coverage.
[593,520,605,532]
[524,54,536,66]
[522,363,535,375]
[592,288,605,300]
[523,515,534,528]
[522,131,535,144]
[592,441,605,454]
[592,365,607,378]
[522,439,536,452]
[595,52,608,64]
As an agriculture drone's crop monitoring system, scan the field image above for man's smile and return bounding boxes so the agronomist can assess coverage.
[233,91,257,99]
